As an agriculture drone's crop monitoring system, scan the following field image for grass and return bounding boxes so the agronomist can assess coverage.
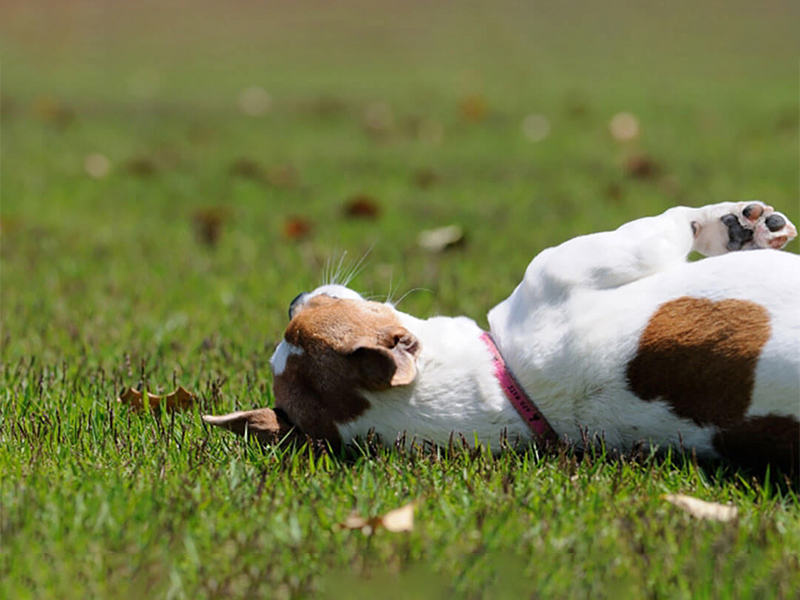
[1,0,799,597]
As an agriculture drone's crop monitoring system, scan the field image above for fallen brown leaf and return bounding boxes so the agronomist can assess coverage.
[118,386,197,412]
[343,195,380,219]
[336,501,417,535]
[605,183,623,202]
[624,153,660,180]
[126,156,158,177]
[565,96,590,119]
[459,94,488,123]
[283,216,313,241]
[663,494,738,522]
[32,96,74,127]
[0,216,20,233]
[414,169,439,189]
[229,157,265,181]
[193,207,231,247]
[304,95,348,118]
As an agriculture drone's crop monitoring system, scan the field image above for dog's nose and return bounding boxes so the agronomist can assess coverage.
[288,292,307,320]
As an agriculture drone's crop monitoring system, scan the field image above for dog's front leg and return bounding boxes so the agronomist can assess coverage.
[527,202,796,292]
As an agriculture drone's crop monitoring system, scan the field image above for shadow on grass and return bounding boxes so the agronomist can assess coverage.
[235,424,799,496]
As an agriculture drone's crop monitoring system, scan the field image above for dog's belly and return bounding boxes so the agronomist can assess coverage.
[488,251,800,457]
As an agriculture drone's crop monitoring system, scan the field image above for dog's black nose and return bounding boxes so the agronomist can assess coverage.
[288,292,307,320]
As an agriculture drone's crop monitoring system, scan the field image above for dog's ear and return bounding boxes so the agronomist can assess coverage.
[352,326,421,388]
[202,408,305,445]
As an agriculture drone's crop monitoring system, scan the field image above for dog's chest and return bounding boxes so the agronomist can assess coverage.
[490,286,656,402]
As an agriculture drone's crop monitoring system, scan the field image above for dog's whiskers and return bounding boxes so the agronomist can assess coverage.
[323,247,374,288]
[392,287,431,308]
[342,246,373,287]
[323,251,347,286]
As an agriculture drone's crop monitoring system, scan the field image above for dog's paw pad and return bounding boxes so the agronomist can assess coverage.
[765,214,786,233]
[722,213,754,251]
[723,202,797,251]
[758,211,796,249]
[742,203,764,222]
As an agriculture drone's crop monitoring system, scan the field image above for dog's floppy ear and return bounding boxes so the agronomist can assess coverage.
[202,408,305,446]
[352,326,421,388]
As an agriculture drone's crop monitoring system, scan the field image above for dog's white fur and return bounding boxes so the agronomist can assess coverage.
[208,202,800,465]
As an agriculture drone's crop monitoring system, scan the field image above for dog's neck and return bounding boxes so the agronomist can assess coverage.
[339,313,537,449]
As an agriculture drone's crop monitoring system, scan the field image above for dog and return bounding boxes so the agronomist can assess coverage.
[204,202,800,470]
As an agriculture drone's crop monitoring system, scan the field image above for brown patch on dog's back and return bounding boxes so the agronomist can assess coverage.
[626,297,771,427]
[713,415,799,473]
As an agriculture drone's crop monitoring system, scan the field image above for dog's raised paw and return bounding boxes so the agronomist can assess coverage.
[722,202,797,251]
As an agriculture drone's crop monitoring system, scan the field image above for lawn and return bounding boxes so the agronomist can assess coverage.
[1,1,799,598]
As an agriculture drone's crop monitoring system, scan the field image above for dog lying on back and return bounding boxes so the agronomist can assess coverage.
[205,202,800,471]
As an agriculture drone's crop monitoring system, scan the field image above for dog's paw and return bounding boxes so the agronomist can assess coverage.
[718,202,797,251]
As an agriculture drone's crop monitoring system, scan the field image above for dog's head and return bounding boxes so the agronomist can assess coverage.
[203,285,421,447]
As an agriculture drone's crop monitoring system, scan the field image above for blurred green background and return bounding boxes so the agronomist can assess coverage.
[2,0,798,368]
[2,3,800,597]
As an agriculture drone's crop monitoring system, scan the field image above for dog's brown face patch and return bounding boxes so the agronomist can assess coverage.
[626,297,771,427]
[272,295,420,443]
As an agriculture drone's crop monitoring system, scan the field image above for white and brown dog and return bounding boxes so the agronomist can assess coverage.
[205,202,800,470]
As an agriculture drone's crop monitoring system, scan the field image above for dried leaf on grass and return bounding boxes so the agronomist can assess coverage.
[229,158,265,181]
[0,216,20,233]
[343,195,380,219]
[336,501,417,535]
[126,156,158,177]
[32,96,75,127]
[118,386,197,412]
[414,169,440,189]
[663,494,738,522]
[193,207,231,247]
[418,225,465,253]
[283,216,313,241]
[459,94,488,123]
[303,95,349,118]
[623,153,660,180]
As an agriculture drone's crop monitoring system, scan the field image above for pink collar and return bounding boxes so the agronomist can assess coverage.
[481,332,558,444]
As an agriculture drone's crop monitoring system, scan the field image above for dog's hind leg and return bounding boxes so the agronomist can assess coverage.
[525,202,796,292]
